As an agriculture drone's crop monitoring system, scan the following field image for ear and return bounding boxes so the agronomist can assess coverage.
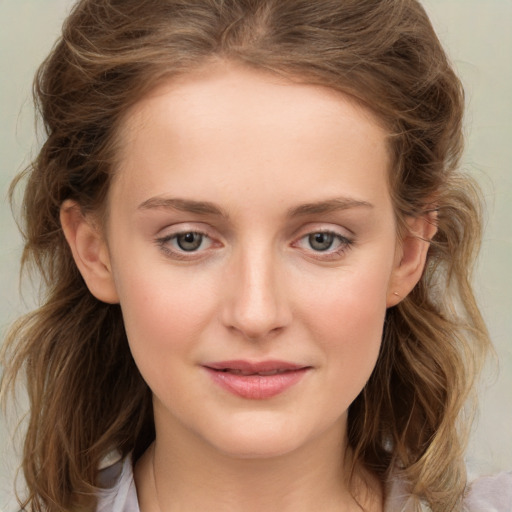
[60,200,119,304]
[386,211,437,307]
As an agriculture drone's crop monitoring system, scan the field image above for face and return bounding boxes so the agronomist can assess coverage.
[95,63,405,458]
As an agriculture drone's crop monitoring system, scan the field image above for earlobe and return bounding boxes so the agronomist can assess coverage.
[60,200,119,304]
[386,212,438,307]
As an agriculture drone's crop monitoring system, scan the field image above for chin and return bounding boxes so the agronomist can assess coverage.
[202,414,317,460]
[213,434,304,460]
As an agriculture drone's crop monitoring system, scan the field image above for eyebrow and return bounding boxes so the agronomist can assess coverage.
[287,197,374,217]
[137,196,373,218]
[138,197,229,217]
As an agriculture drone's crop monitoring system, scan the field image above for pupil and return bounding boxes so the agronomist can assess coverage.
[309,233,334,251]
[177,232,202,251]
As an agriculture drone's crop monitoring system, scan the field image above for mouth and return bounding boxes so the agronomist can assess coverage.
[216,368,293,376]
[203,360,311,399]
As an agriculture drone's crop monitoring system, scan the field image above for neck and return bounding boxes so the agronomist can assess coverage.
[135,415,382,512]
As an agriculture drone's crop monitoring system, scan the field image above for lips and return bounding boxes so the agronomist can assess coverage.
[203,360,310,400]
[217,368,290,376]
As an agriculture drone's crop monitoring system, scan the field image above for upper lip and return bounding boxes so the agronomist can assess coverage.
[204,360,309,374]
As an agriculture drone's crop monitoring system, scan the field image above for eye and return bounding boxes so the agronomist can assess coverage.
[175,232,205,252]
[307,232,336,251]
[155,229,215,259]
[293,229,354,259]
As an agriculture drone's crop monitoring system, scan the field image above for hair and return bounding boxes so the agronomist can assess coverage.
[1,1,491,511]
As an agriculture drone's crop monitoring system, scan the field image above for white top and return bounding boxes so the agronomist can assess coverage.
[96,457,512,512]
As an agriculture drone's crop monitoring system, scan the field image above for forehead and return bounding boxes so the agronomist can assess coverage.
[110,62,392,214]
[118,61,389,151]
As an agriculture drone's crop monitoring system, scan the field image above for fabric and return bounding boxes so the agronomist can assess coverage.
[96,457,512,512]
[96,457,138,512]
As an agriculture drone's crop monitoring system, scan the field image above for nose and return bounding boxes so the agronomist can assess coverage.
[221,245,292,341]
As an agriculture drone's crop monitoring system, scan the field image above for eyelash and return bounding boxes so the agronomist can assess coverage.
[155,230,214,260]
[155,229,354,261]
[294,230,354,260]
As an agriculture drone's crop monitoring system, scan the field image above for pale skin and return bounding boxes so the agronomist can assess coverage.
[61,62,436,511]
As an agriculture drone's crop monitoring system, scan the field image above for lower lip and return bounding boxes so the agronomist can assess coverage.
[204,367,309,400]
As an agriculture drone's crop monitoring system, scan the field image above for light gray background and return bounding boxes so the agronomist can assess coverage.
[1,1,511,510]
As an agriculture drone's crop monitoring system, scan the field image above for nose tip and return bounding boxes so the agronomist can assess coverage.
[228,290,285,340]
[221,252,291,341]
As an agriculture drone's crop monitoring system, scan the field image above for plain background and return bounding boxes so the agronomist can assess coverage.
[1,1,511,510]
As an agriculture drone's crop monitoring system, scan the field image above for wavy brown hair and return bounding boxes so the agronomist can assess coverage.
[1,1,490,511]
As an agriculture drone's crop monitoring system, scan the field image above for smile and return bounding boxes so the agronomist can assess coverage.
[203,360,311,400]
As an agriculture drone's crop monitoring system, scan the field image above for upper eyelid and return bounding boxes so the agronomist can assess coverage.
[154,222,354,245]
[292,223,354,240]
[155,222,217,239]
[158,228,210,239]
[295,231,352,245]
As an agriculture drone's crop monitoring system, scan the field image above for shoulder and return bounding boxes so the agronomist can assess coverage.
[463,471,512,511]
[96,455,139,512]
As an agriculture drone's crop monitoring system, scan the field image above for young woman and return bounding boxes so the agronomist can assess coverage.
[2,1,510,511]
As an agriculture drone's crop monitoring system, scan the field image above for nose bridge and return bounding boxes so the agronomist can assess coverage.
[223,239,289,340]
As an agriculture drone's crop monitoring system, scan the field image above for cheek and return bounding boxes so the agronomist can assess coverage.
[298,266,390,380]
[112,262,218,378]
[300,263,390,332]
